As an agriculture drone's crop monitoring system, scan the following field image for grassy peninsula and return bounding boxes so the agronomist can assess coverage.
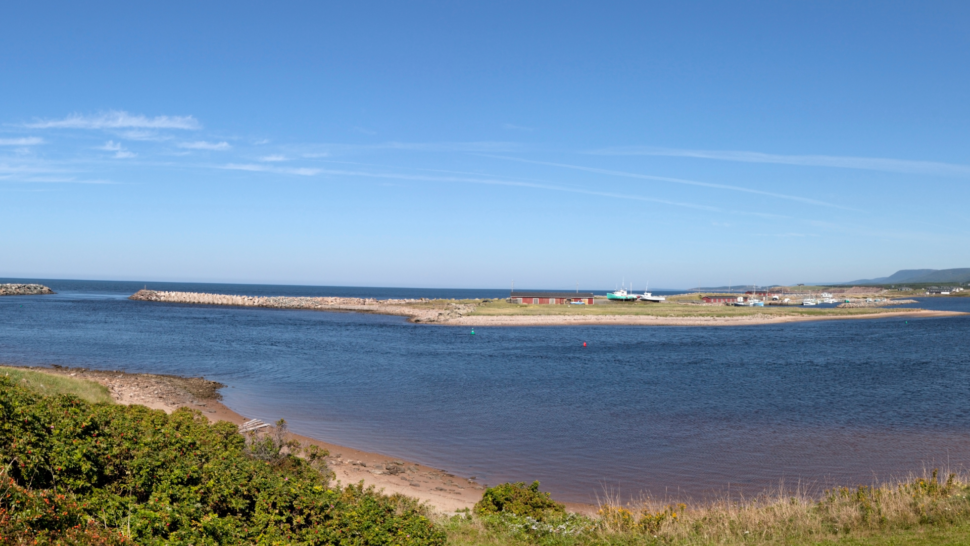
[465,300,910,318]
[6,370,970,545]
[128,290,965,326]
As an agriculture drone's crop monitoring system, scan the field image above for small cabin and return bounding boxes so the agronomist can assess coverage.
[510,291,594,305]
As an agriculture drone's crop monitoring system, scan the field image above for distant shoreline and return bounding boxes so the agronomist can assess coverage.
[128,289,966,326]
[448,309,964,327]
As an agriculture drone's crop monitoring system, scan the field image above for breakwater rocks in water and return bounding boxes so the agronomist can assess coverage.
[128,290,473,323]
[0,283,55,296]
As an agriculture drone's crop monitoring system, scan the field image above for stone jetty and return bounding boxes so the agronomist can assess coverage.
[129,290,473,323]
[0,283,55,296]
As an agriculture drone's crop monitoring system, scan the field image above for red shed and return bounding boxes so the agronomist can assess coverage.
[703,295,744,304]
[510,291,595,305]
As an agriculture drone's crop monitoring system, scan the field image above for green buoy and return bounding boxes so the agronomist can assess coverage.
[471,329,475,335]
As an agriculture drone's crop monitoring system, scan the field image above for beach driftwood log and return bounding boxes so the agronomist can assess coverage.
[0,283,55,296]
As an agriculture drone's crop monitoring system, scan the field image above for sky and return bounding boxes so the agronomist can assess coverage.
[2,1,969,289]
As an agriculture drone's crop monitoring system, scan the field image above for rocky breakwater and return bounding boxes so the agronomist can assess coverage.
[0,283,55,296]
[128,289,474,323]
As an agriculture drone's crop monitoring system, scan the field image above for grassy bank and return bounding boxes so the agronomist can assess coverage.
[0,365,113,404]
[463,301,917,318]
[444,477,970,546]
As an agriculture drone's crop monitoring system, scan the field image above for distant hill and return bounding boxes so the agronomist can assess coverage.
[841,268,970,285]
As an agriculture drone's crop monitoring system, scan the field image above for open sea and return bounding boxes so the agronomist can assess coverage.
[2,279,969,504]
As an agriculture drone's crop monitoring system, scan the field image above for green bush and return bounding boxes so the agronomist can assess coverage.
[474,481,565,521]
[0,376,445,545]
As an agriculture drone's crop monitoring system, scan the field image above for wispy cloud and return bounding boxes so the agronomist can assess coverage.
[96,140,135,159]
[223,163,321,176]
[0,162,115,184]
[16,176,117,184]
[481,155,853,210]
[259,155,288,162]
[753,232,818,237]
[219,163,719,211]
[589,146,970,177]
[0,137,44,146]
[117,130,170,141]
[177,141,231,151]
[302,141,525,156]
[26,110,200,130]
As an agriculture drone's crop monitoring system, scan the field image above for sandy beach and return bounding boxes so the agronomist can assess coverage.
[3,365,535,514]
[451,309,964,327]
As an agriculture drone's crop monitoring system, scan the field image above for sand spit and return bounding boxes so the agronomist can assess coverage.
[449,309,964,327]
[837,299,918,308]
[128,289,471,323]
[0,283,54,296]
[127,290,964,327]
[14,364,486,513]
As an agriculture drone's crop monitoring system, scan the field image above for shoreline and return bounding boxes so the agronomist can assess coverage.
[2,364,592,514]
[129,289,966,327]
[451,309,965,327]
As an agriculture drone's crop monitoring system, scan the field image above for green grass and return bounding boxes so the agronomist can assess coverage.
[462,301,920,319]
[441,471,970,545]
[0,365,113,404]
[442,519,970,545]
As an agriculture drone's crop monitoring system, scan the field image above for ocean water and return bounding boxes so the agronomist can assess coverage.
[2,279,969,503]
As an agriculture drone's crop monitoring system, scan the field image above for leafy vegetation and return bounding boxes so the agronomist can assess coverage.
[0,376,443,544]
[474,482,564,521]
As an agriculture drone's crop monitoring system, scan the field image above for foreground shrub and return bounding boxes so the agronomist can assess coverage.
[0,376,444,545]
[475,481,565,521]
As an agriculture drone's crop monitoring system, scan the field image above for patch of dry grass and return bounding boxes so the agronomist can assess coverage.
[0,365,113,404]
[463,300,914,318]
[443,470,970,545]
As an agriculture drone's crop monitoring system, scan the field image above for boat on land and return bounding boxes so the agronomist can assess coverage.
[636,283,666,303]
[607,288,638,301]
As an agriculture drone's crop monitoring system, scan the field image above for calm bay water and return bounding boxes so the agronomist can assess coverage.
[2,279,969,503]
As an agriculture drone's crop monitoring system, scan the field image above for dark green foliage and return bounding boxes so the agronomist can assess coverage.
[474,481,565,521]
[0,376,444,545]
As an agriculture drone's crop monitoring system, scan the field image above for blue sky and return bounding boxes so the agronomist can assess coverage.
[2,1,968,289]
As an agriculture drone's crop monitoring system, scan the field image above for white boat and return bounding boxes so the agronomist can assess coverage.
[802,298,817,306]
[636,284,666,302]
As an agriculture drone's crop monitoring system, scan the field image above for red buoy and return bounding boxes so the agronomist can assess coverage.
[583,341,587,347]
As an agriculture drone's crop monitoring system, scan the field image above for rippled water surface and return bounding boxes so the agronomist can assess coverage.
[2,279,969,503]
